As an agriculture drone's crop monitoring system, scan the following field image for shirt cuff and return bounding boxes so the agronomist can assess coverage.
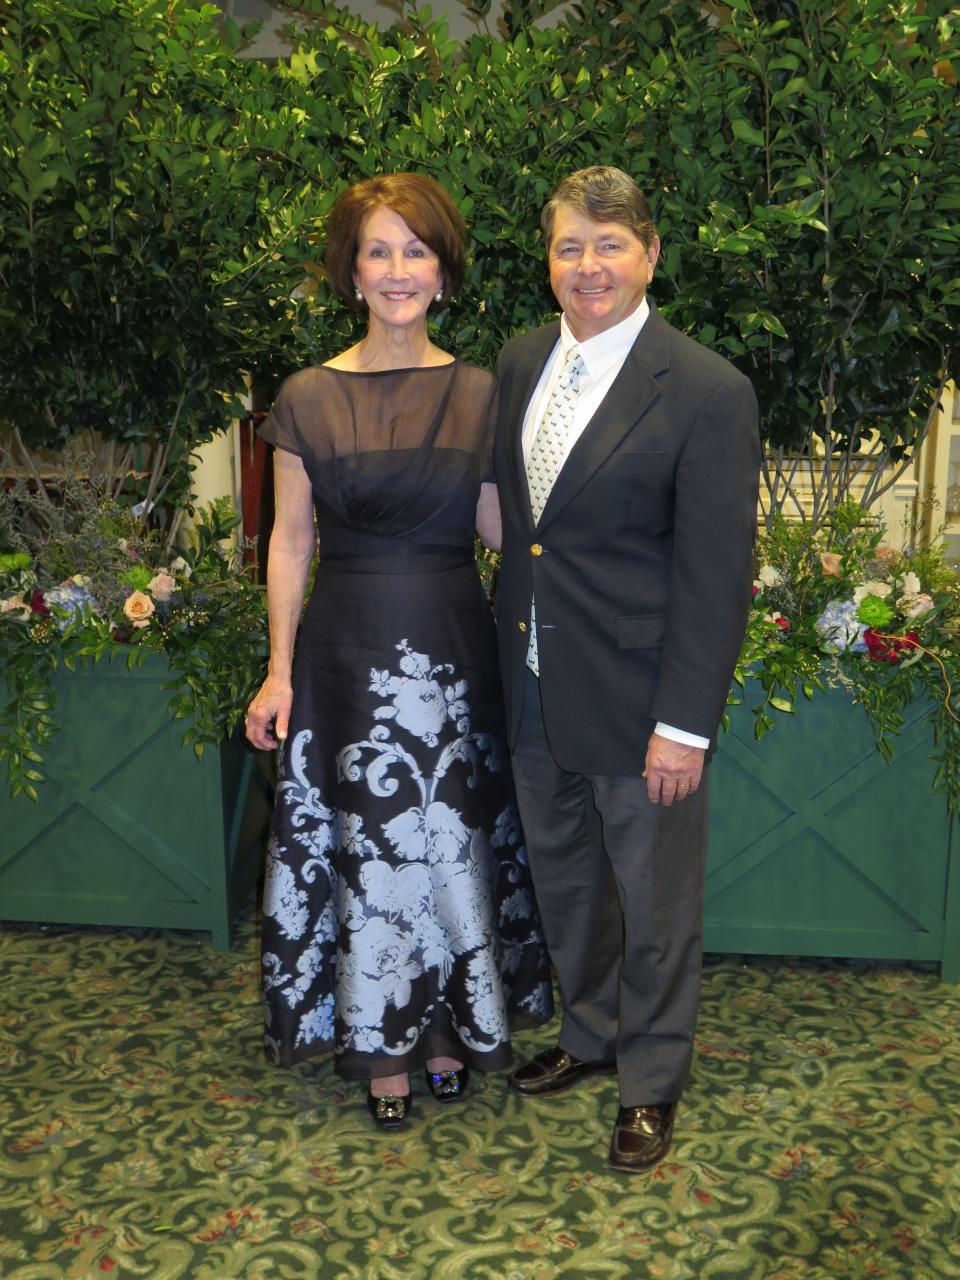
[655,722,710,750]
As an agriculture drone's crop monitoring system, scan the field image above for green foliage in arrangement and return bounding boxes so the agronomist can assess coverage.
[0,478,267,798]
[735,501,960,808]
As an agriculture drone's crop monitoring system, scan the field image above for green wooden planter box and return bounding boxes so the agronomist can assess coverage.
[704,682,960,981]
[0,657,271,950]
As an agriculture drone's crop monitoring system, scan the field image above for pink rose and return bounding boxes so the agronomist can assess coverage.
[122,591,155,629]
[903,593,935,618]
[1,593,31,621]
[820,552,842,577]
[148,572,176,602]
[868,545,897,571]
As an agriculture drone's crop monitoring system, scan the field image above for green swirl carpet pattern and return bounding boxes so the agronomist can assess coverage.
[2,902,959,1280]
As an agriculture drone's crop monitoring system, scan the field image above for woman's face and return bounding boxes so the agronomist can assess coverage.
[353,205,442,333]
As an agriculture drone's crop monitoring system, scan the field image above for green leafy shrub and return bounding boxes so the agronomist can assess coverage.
[4,0,955,520]
[0,0,291,519]
[273,0,959,521]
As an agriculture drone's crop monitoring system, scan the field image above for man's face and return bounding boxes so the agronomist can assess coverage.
[548,205,660,341]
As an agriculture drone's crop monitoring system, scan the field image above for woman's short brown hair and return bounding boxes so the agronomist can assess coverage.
[324,173,466,310]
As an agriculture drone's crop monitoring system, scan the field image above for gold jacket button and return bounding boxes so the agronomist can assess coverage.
[518,621,528,633]
[530,543,543,556]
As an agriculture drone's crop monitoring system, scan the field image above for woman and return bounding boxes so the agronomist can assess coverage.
[245,173,553,1130]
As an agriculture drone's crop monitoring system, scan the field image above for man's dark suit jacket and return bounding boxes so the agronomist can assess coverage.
[493,301,761,777]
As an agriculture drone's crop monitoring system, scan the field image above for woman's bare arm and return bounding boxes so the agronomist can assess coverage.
[476,481,502,552]
[245,449,316,749]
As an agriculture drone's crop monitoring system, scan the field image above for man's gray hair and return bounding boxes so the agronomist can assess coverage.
[541,167,657,249]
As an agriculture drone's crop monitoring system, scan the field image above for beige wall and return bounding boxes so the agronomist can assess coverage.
[192,426,243,519]
[216,0,552,56]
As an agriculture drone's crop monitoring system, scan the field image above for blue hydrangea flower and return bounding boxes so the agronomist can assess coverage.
[816,598,867,653]
[44,583,97,631]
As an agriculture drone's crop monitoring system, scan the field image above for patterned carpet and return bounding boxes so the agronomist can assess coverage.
[2,900,959,1280]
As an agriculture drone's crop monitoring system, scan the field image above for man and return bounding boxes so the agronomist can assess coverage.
[493,166,760,1173]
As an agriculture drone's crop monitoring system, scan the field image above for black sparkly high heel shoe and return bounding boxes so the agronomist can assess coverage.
[366,1088,413,1131]
[425,1065,469,1103]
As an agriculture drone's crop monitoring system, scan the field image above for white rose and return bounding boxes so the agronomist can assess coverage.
[853,580,892,603]
[757,564,781,587]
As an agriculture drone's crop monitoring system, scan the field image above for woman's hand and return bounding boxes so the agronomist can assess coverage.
[245,674,294,750]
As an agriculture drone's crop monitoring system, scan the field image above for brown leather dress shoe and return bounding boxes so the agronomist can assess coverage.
[609,1102,678,1172]
[508,1045,616,1097]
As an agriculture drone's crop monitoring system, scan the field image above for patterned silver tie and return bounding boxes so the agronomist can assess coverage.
[526,347,585,523]
[524,346,585,674]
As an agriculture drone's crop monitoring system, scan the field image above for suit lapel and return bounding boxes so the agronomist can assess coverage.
[537,306,671,531]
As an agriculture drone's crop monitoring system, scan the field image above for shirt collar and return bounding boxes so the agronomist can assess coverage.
[559,298,650,380]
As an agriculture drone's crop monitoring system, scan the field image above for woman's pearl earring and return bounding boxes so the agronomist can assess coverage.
[355,287,363,302]
[435,289,443,302]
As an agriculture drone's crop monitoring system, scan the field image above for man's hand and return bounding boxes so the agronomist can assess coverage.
[643,733,705,806]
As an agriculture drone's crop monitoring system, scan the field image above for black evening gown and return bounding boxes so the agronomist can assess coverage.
[258,360,554,1079]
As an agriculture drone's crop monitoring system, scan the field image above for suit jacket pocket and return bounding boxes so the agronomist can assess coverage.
[616,614,665,649]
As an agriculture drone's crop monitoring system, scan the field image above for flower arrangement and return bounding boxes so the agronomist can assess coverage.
[734,501,960,809]
[0,474,267,800]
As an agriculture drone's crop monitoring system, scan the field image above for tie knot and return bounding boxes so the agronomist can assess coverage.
[559,347,584,390]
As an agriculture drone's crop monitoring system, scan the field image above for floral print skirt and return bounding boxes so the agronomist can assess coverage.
[261,564,554,1079]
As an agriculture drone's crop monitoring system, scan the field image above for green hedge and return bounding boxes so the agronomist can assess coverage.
[1,0,957,488]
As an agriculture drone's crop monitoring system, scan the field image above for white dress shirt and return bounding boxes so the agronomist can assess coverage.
[522,300,710,751]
